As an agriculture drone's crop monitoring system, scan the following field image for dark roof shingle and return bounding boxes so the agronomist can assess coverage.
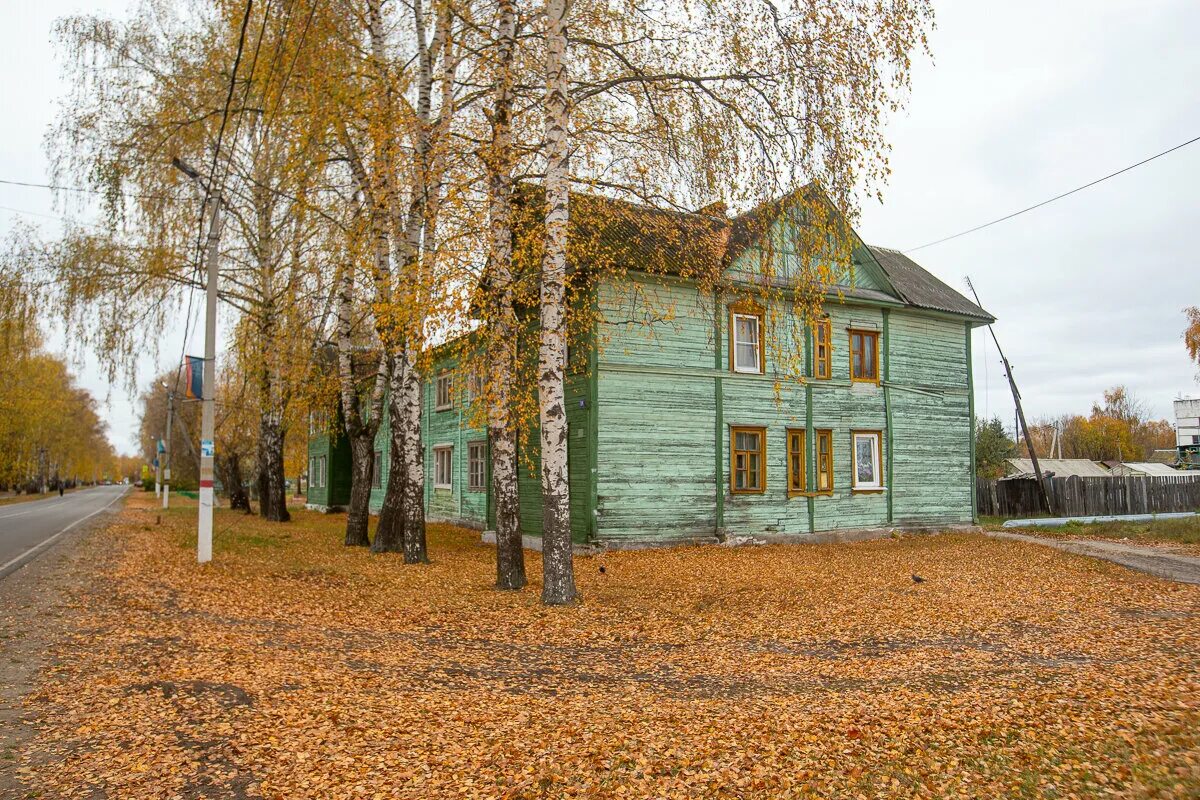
[867,246,994,322]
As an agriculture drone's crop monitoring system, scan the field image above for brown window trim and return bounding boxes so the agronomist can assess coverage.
[729,425,767,494]
[466,440,487,492]
[728,302,766,375]
[812,317,832,380]
[786,428,806,497]
[850,429,885,492]
[815,428,834,494]
[848,328,880,384]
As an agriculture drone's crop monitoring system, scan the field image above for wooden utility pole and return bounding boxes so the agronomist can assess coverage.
[967,278,1053,515]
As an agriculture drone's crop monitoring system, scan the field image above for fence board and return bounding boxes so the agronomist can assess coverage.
[976,475,1200,519]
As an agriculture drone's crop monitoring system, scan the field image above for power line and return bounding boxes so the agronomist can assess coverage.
[0,178,170,201]
[905,133,1200,253]
[174,0,258,398]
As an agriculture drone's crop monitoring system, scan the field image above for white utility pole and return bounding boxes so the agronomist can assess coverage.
[163,388,174,510]
[154,440,162,498]
[197,191,222,563]
[173,156,222,564]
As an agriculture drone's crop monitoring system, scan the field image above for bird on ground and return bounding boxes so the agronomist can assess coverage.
[911,574,926,584]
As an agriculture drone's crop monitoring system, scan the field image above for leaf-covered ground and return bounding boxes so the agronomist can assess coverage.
[19,493,1200,798]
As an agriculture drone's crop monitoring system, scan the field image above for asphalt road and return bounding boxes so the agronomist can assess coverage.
[0,486,128,579]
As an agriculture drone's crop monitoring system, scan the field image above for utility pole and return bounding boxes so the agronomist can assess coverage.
[154,440,162,497]
[174,156,222,564]
[163,387,174,510]
[967,278,1053,515]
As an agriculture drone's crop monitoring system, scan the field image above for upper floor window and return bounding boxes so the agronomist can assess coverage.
[467,369,485,403]
[849,329,879,383]
[435,373,453,410]
[730,307,764,374]
[813,318,832,380]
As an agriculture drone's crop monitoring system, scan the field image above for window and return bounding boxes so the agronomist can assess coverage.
[435,373,453,410]
[467,441,486,492]
[815,430,833,493]
[849,329,879,383]
[851,431,883,491]
[730,307,764,374]
[730,426,766,493]
[308,458,315,490]
[467,369,485,403]
[372,450,383,489]
[787,429,806,495]
[813,318,832,380]
[319,455,327,489]
[433,445,453,489]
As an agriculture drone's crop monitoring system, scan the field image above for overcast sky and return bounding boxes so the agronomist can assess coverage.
[3,0,1199,455]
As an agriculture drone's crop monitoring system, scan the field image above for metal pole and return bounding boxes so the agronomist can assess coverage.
[154,441,162,498]
[198,192,222,563]
[163,391,174,509]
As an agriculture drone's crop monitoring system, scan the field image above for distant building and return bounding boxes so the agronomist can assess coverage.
[1107,461,1198,478]
[1003,458,1111,479]
[1176,399,1200,470]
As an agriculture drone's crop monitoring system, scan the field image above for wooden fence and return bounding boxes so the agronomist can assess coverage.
[976,475,1200,519]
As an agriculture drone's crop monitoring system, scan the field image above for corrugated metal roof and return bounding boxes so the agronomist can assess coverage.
[1004,458,1112,478]
[868,247,995,322]
[1121,462,1198,477]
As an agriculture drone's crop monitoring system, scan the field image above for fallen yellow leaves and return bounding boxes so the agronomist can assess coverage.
[18,493,1200,798]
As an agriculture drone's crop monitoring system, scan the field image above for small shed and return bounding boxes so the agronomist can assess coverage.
[1108,461,1199,478]
[1003,458,1111,479]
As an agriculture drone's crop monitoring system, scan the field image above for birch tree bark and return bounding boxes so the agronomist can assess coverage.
[486,0,526,590]
[538,0,577,605]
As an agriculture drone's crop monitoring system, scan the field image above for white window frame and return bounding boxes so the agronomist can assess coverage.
[319,455,327,489]
[433,445,454,489]
[732,312,763,374]
[467,440,486,492]
[435,373,453,411]
[851,431,883,491]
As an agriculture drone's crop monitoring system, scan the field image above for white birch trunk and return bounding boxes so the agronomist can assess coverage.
[487,0,525,590]
[538,0,577,605]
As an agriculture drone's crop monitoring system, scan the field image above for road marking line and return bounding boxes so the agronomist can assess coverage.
[0,487,104,520]
[0,489,127,576]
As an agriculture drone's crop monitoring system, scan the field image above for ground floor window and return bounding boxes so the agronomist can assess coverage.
[319,455,327,489]
[816,430,833,493]
[467,441,486,492]
[730,426,766,493]
[851,430,883,491]
[433,445,453,489]
[308,458,315,490]
[372,450,383,489]
[787,429,805,495]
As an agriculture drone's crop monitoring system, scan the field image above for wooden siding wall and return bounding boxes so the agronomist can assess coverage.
[978,475,1200,518]
[423,362,490,527]
[594,274,976,542]
[516,372,593,543]
[307,426,352,508]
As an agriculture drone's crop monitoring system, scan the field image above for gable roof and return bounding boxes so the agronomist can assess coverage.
[1119,462,1196,477]
[868,247,994,322]
[506,184,995,323]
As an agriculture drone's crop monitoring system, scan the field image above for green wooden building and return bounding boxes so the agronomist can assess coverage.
[309,189,994,546]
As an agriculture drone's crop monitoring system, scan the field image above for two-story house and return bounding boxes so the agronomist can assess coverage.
[308,187,994,547]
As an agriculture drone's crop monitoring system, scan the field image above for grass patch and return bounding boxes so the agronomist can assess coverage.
[1007,516,1200,547]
